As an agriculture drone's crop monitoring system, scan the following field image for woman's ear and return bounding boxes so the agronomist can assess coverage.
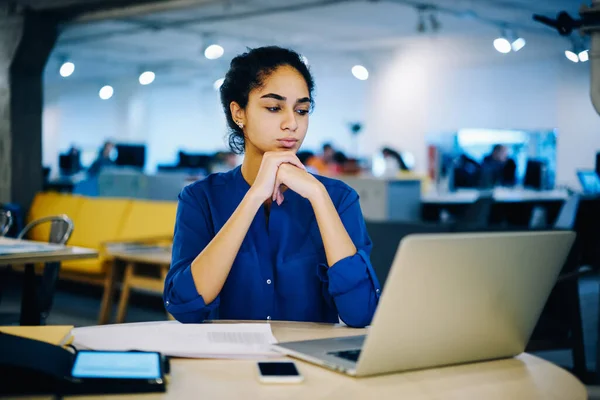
[230,101,246,127]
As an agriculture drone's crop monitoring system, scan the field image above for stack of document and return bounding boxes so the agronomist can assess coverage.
[72,321,279,359]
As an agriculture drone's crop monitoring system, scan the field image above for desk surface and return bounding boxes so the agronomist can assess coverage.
[106,245,171,265]
[61,321,587,400]
[422,188,569,204]
[0,237,98,265]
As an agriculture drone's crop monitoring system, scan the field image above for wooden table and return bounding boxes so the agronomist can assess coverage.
[100,245,172,325]
[62,321,586,400]
[0,237,97,325]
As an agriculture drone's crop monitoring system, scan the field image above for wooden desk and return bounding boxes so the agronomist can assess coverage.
[0,237,97,265]
[63,321,586,400]
[100,245,172,325]
[421,189,567,225]
[0,237,97,325]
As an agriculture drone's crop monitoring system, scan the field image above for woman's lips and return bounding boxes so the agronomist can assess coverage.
[278,139,298,148]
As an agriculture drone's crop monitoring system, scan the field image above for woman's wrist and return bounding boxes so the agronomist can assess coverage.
[245,187,267,210]
[307,181,328,206]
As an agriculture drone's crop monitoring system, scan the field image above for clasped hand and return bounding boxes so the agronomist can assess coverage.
[250,151,323,205]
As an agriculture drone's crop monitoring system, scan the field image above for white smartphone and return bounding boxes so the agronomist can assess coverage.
[257,361,304,384]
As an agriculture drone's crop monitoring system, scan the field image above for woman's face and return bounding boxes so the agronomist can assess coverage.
[232,65,311,154]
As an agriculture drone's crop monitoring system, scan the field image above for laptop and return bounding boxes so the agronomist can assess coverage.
[271,230,575,377]
[577,170,600,194]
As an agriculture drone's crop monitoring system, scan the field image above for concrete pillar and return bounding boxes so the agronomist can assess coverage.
[0,7,59,211]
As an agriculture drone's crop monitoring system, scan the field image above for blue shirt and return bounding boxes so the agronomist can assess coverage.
[163,166,381,328]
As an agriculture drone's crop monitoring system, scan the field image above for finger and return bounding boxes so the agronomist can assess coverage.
[272,176,282,202]
[275,154,306,171]
[277,190,284,206]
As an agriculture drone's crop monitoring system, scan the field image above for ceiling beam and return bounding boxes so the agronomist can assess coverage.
[65,0,223,23]
[58,0,354,44]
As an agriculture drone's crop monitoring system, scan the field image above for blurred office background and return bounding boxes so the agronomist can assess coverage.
[2,0,600,388]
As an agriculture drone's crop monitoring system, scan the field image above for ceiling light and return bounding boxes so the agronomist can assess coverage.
[213,78,224,91]
[565,50,579,63]
[99,85,114,100]
[139,71,155,85]
[351,65,369,81]
[204,44,224,60]
[59,61,75,78]
[579,49,589,62]
[511,37,526,52]
[493,37,512,54]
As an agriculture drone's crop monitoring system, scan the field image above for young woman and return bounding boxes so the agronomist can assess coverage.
[163,46,381,328]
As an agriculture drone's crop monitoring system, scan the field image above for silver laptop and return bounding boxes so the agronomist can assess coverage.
[271,230,575,377]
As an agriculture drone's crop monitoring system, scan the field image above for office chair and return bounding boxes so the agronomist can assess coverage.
[0,215,75,325]
[526,194,597,381]
[0,210,13,237]
[450,193,494,231]
[366,220,453,287]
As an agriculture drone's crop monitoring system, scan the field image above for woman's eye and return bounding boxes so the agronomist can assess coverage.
[296,109,309,115]
[266,107,280,112]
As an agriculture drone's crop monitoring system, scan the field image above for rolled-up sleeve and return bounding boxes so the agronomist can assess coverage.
[317,190,381,328]
[164,185,218,323]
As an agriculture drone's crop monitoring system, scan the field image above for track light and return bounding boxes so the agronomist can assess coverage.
[493,37,512,53]
[511,37,526,52]
[494,29,525,53]
[415,5,441,33]
[565,50,579,62]
[204,44,224,60]
[213,78,224,91]
[59,61,75,78]
[416,7,426,33]
[565,37,589,63]
[429,12,441,32]
[139,71,155,85]
[99,85,114,100]
[351,65,369,81]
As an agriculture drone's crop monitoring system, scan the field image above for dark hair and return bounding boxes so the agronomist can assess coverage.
[220,46,315,154]
[296,150,315,164]
[382,147,409,171]
[333,151,348,164]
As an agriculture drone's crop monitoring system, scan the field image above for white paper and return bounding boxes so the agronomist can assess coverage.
[72,321,279,359]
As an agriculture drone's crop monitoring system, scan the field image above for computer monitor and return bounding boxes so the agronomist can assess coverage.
[178,151,212,170]
[523,159,546,190]
[577,170,600,194]
[115,144,146,169]
[58,153,80,175]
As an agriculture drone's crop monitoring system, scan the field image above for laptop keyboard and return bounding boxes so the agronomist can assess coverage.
[329,349,361,362]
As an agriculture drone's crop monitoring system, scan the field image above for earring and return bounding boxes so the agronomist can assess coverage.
[237,122,244,128]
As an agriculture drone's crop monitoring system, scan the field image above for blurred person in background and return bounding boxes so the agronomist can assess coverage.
[87,140,115,177]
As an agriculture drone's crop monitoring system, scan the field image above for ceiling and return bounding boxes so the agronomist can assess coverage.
[40,0,585,84]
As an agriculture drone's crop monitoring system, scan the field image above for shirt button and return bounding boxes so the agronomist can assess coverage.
[267,316,271,320]
[165,300,170,306]
[266,279,272,285]
[375,289,381,294]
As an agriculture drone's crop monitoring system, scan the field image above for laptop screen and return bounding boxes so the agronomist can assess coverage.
[577,170,600,194]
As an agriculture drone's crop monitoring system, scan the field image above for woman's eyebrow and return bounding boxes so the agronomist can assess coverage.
[260,93,285,101]
[260,93,311,104]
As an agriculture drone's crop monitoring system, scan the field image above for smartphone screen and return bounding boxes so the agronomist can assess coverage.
[258,362,300,377]
[71,351,161,380]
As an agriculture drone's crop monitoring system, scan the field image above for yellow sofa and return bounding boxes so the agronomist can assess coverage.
[26,192,177,277]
